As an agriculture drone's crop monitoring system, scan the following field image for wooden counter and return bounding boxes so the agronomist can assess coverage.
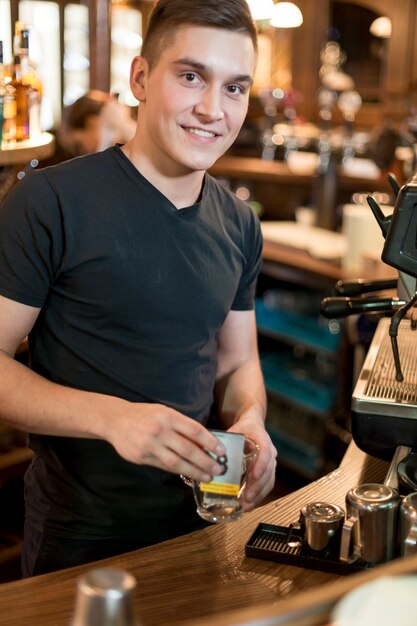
[262,238,346,286]
[0,133,56,205]
[0,133,55,166]
[261,223,397,289]
[209,155,393,194]
[1,442,416,626]
[209,156,393,222]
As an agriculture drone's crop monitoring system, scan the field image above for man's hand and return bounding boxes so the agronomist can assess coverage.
[228,411,277,511]
[104,401,227,482]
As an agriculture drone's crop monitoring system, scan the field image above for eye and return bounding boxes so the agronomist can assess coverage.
[227,84,245,96]
[182,72,199,84]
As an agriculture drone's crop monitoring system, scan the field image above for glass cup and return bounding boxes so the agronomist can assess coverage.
[189,433,259,524]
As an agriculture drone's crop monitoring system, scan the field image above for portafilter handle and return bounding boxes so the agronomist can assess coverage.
[320,296,406,319]
[335,278,398,297]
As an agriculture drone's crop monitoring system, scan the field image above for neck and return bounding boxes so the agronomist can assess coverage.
[121,140,205,209]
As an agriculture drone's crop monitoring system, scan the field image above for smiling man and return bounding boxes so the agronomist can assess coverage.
[0,0,277,577]
[127,21,255,196]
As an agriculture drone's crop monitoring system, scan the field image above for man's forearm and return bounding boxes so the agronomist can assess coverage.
[0,351,228,481]
[214,359,267,430]
[0,350,121,439]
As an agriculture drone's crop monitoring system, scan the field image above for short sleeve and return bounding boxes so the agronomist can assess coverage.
[230,210,263,311]
[0,171,63,307]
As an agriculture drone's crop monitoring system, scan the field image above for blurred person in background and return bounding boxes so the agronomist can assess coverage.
[58,90,137,157]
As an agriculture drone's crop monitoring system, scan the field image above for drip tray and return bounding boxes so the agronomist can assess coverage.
[351,317,417,459]
[352,316,417,416]
[245,523,371,576]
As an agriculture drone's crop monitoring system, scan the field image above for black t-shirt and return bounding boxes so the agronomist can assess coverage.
[0,146,262,541]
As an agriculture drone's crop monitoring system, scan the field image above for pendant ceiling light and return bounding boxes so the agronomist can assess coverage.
[270,2,303,28]
[247,0,275,22]
[369,16,392,39]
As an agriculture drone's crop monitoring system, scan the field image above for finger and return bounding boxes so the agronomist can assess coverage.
[243,456,277,505]
[174,419,226,458]
[243,476,275,510]
[143,419,226,478]
[251,453,277,484]
[250,439,277,480]
[145,444,222,482]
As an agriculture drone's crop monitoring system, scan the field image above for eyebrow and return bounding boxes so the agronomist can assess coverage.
[173,57,253,86]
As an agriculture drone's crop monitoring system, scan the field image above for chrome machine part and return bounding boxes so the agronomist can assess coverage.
[351,317,417,459]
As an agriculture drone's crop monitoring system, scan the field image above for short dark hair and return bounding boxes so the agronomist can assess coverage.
[141,0,257,68]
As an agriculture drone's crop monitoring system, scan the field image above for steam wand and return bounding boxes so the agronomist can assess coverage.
[389,290,417,382]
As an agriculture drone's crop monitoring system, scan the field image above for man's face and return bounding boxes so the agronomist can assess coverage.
[131,25,256,175]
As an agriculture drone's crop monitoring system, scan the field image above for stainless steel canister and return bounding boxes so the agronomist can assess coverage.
[299,502,344,553]
[340,483,400,565]
[72,567,139,626]
[399,492,417,557]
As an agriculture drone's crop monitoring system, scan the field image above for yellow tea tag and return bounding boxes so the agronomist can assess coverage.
[200,482,240,496]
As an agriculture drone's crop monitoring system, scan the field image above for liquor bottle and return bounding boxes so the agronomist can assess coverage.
[0,41,4,144]
[10,52,31,141]
[13,21,25,57]
[0,41,17,145]
[19,27,42,138]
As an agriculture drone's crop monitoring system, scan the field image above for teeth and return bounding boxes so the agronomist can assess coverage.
[188,128,216,138]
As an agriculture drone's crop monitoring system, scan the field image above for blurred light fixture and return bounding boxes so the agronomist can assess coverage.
[369,16,392,38]
[322,70,354,92]
[63,51,90,72]
[247,0,275,21]
[270,2,303,28]
[111,28,142,49]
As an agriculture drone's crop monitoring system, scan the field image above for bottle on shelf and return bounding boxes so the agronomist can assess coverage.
[10,52,31,141]
[0,40,17,145]
[13,21,25,57]
[3,22,43,143]
[19,27,42,138]
[0,41,4,144]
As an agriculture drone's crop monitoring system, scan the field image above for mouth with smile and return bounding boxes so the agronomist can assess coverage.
[183,126,219,140]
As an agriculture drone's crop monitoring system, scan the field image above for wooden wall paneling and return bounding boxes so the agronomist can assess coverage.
[382,0,414,117]
[291,0,329,124]
[88,0,111,92]
[9,0,18,38]
[58,1,64,111]
[329,0,415,122]
[138,0,154,34]
[409,0,417,97]
[291,0,417,127]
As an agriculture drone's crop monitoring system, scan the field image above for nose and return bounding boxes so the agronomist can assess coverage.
[194,85,225,122]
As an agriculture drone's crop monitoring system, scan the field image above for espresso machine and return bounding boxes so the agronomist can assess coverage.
[244,187,417,573]
[321,171,417,486]
[243,179,417,572]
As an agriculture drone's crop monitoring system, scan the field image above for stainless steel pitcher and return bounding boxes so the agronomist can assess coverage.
[340,483,400,565]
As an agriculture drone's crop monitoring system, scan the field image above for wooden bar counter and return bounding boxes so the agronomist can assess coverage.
[0,132,55,166]
[1,442,417,626]
[208,155,393,222]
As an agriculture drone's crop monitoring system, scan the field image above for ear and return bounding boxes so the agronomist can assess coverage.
[130,56,148,102]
